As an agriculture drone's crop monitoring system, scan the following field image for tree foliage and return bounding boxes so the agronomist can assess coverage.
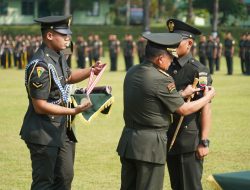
[193,0,248,25]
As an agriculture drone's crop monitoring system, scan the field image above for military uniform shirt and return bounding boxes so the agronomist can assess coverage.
[224,39,235,56]
[20,43,72,147]
[117,60,184,164]
[167,53,212,154]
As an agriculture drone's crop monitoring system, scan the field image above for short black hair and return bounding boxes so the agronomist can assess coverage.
[145,42,168,60]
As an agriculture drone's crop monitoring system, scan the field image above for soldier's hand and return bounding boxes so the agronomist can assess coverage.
[74,100,92,114]
[181,85,200,98]
[203,86,215,99]
[92,61,106,75]
[196,144,209,160]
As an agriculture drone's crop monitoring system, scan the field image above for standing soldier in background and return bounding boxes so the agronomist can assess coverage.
[137,36,147,63]
[198,35,207,66]
[206,35,216,74]
[239,33,247,74]
[92,34,103,62]
[87,34,94,66]
[214,36,222,71]
[191,40,197,57]
[75,35,88,68]
[245,33,250,75]
[123,34,136,71]
[108,34,120,71]
[224,32,235,75]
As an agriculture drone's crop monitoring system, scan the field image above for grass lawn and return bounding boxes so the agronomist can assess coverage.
[0,54,250,190]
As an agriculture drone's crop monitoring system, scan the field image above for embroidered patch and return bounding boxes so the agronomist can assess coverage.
[167,82,176,93]
[36,67,45,78]
[199,72,208,89]
[32,82,43,88]
[199,76,207,89]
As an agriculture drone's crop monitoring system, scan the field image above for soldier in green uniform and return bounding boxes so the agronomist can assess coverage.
[75,35,88,68]
[239,33,247,74]
[117,32,215,190]
[108,34,120,71]
[198,35,207,66]
[206,35,216,74]
[20,15,104,190]
[123,34,136,71]
[214,36,222,71]
[166,18,213,190]
[245,33,250,75]
[224,32,235,75]
[137,36,147,63]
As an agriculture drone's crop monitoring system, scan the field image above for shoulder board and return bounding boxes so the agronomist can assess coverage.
[189,58,200,68]
[158,69,170,77]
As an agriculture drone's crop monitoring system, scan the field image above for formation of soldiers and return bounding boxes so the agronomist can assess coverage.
[74,33,147,71]
[0,34,41,69]
[2,32,250,75]
[196,32,250,75]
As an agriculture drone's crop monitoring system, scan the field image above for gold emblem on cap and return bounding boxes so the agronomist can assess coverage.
[68,17,71,27]
[168,21,175,32]
[166,48,178,58]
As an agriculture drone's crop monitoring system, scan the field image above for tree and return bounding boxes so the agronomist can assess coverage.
[212,0,219,34]
[187,0,194,24]
[143,0,151,32]
[126,0,130,26]
[64,0,71,15]
[193,0,247,25]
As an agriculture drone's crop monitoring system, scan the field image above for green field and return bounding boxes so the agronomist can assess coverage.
[0,54,250,190]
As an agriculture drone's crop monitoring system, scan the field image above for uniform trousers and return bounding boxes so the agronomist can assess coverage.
[110,55,117,71]
[240,57,246,74]
[26,141,75,190]
[199,56,207,67]
[167,152,203,190]
[120,157,165,190]
[124,56,133,71]
[207,57,214,74]
[214,57,220,71]
[225,56,233,75]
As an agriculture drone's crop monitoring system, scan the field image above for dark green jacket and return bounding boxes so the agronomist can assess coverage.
[20,43,73,147]
[167,53,212,154]
[117,60,184,164]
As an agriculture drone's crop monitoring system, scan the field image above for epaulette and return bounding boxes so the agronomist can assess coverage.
[158,69,170,77]
[189,58,200,69]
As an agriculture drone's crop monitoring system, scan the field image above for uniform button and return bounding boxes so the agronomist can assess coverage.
[51,116,54,119]
[184,126,188,129]
[173,70,178,74]
[46,54,49,57]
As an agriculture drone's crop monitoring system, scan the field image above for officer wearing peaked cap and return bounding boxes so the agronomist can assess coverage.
[20,15,105,190]
[166,18,213,190]
[116,32,215,190]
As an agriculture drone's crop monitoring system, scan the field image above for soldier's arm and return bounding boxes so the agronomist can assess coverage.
[195,102,211,159]
[67,61,105,84]
[175,86,214,116]
[32,98,91,115]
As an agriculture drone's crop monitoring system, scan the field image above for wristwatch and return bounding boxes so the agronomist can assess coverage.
[200,139,210,147]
